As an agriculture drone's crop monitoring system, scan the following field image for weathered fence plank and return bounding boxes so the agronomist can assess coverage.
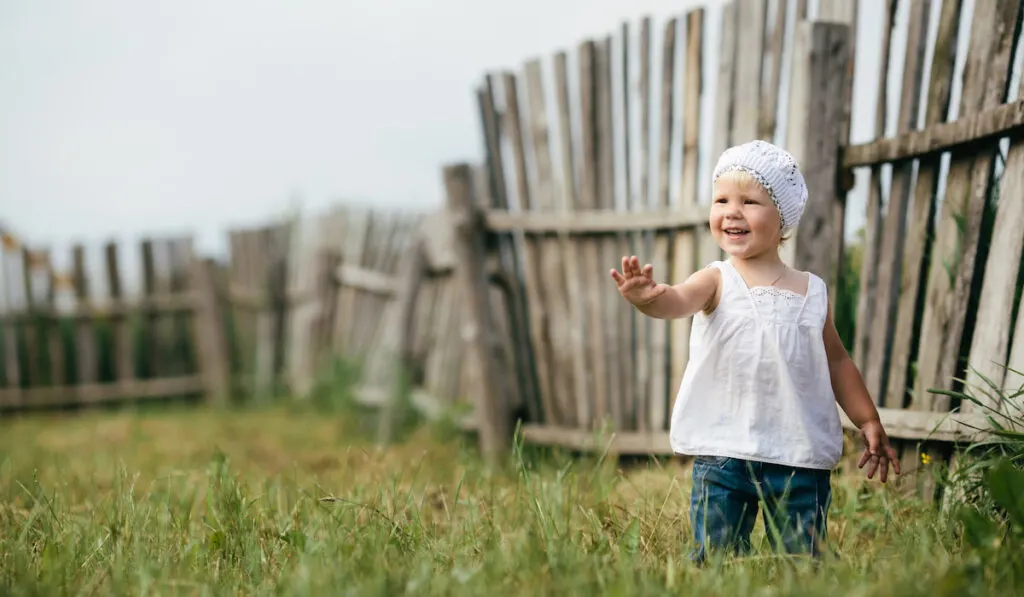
[852,0,897,371]
[784,20,851,287]
[864,0,930,406]
[446,163,511,461]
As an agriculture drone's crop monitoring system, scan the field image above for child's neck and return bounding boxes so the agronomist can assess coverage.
[727,249,785,270]
[727,250,788,284]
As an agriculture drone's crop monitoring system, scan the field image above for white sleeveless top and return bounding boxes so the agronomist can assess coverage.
[668,260,844,470]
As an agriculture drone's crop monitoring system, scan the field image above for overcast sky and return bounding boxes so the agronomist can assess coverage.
[1,0,717,258]
[5,0,1008,293]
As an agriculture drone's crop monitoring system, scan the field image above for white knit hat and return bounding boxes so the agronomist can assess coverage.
[712,139,808,233]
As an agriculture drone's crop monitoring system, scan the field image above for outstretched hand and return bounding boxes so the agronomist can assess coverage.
[610,256,668,307]
[857,420,901,483]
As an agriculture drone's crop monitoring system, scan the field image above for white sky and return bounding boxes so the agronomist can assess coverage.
[4,0,1005,295]
[2,0,714,258]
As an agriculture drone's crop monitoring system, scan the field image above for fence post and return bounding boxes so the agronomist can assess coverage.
[784,20,851,296]
[191,257,232,406]
[445,163,512,463]
[376,234,428,446]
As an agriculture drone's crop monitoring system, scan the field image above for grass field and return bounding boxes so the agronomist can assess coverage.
[1,401,1021,596]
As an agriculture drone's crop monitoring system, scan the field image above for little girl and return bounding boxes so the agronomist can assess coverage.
[610,139,900,563]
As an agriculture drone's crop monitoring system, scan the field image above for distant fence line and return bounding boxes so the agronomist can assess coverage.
[0,208,481,427]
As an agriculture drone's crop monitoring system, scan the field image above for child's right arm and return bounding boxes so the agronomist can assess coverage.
[610,256,719,319]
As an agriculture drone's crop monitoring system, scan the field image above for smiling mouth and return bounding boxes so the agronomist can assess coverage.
[723,228,749,237]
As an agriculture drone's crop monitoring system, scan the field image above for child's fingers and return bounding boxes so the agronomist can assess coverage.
[610,269,625,285]
[888,447,901,474]
[621,256,633,279]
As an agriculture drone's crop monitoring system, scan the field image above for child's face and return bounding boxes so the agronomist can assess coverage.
[709,174,783,259]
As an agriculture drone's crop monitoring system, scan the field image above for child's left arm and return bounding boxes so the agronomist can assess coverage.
[822,302,901,483]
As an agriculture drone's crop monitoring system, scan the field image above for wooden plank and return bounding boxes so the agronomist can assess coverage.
[501,71,549,426]
[843,99,1024,168]
[785,21,851,292]
[266,223,291,390]
[552,52,587,429]
[140,239,160,379]
[485,206,708,234]
[104,242,135,387]
[816,0,858,313]
[838,407,992,443]
[648,16,676,433]
[1004,288,1024,394]
[1,241,23,403]
[165,239,191,378]
[846,100,1024,169]
[705,0,734,266]
[335,263,398,296]
[42,250,65,386]
[596,36,625,431]
[155,240,178,375]
[619,19,638,431]
[669,8,704,412]
[71,245,97,400]
[865,0,932,405]
[446,163,512,462]
[518,407,992,456]
[634,17,653,431]
[190,258,232,406]
[916,0,1022,411]
[885,0,963,408]
[758,0,788,141]
[731,0,765,142]
[20,248,41,386]
[576,40,608,431]
[0,375,205,409]
[477,76,537,422]
[853,0,898,371]
[965,69,1024,401]
[524,57,573,427]
[376,235,429,444]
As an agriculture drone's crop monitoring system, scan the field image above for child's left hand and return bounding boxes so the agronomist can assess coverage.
[857,420,900,483]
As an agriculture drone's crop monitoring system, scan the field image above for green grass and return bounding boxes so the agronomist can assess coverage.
[0,403,1021,596]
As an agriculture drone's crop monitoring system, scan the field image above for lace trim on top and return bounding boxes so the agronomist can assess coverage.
[747,285,807,310]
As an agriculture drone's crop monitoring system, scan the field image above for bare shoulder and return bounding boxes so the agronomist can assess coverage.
[687,264,722,315]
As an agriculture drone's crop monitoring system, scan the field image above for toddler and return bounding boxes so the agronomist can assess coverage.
[609,139,900,563]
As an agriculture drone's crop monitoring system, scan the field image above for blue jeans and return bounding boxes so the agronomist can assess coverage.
[689,455,832,563]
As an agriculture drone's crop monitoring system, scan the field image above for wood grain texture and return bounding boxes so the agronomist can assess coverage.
[964,63,1024,402]
[884,0,963,410]
[915,0,1021,411]
[785,21,851,289]
[852,0,897,372]
[864,0,930,406]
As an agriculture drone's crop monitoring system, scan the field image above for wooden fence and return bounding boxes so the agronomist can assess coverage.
[0,206,480,426]
[0,234,228,410]
[441,0,1024,497]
